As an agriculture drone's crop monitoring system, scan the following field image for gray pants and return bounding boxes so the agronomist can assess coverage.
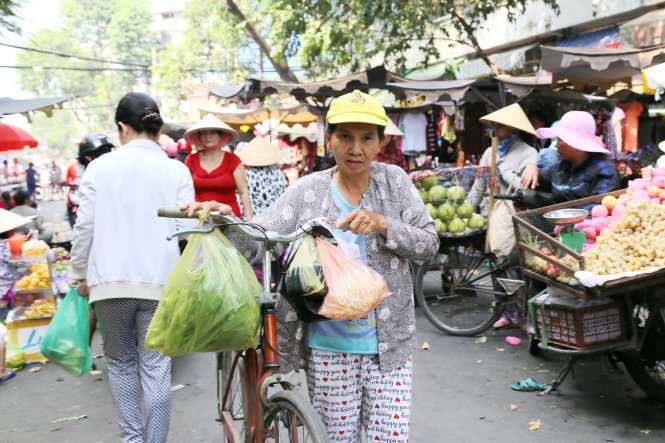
[93,298,171,443]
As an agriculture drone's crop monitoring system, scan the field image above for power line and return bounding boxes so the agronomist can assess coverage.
[0,42,150,68]
[0,65,150,72]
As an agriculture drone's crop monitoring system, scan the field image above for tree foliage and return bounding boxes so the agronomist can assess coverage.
[0,0,21,35]
[260,0,560,77]
[16,0,154,136]
[152,0,257,117]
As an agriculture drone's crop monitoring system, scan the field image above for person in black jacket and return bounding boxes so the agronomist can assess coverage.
[520,110,621,205]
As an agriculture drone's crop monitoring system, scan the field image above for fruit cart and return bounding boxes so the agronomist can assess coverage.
[410,166,519,336]
[512,190,665,401]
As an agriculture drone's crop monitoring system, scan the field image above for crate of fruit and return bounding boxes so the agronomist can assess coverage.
[411,167,489,238]
[514,172,665,298]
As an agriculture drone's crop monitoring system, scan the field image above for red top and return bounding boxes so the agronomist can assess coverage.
[185,152,242,217]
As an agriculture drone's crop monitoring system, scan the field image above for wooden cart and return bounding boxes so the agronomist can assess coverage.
[511,191,665,400]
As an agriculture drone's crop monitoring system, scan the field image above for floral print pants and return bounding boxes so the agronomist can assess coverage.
[307,348,412,442]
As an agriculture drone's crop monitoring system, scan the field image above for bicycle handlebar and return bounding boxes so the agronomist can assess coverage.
[157,206,329,244]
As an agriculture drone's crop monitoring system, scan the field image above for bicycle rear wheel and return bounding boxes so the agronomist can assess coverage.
[414,243,506,336]
[217,351,249,442]
[263,390,329,443]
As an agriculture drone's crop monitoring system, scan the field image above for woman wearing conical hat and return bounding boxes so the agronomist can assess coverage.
[183,114,253,220]
[467,103,538,216]
[236,136,288,217]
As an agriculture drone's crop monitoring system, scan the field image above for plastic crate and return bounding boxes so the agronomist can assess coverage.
[533,299,626,350]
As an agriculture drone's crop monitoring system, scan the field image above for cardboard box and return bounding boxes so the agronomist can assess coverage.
[6,309,52,363]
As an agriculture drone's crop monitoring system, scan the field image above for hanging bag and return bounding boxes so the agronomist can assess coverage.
[145,229,261,357]
[40,287,93,377]
[315,237,391,320]
[487,180,517,257]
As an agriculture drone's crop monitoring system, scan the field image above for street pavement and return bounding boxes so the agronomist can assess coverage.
[2,200,664,442]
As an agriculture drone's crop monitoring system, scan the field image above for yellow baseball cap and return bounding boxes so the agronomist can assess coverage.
[326,90,388,126]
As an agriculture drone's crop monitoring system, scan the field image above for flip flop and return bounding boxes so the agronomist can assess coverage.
[510,377,550,392]
[0,370,16,382]
[492,317,521,330]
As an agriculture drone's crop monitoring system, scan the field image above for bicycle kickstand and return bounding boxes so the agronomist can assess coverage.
[538,356,578,396]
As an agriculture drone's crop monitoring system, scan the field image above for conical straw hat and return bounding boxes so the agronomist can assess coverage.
[479,103,536,135]
[184,113,239,145]
[237,137,283,167]
[0,208,32,234]
[385,119,404,136]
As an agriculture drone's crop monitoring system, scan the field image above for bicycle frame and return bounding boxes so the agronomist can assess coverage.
[159,207,329,442]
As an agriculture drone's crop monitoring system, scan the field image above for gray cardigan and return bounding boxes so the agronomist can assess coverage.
[230,162,439,373]
[467,138,538,215]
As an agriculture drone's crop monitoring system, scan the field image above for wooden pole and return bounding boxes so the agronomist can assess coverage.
[485,136,498,253]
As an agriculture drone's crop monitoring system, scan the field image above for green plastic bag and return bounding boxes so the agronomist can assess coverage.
[145,229,261,357]
[5,342,25,370]
[40,287,93,377]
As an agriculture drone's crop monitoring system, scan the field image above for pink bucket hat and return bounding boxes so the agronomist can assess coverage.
[536,111,609,154]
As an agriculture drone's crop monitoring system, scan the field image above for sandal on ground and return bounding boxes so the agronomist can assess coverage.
[492,317,521,330]
[0,370,16,382]
[510,377,550,392]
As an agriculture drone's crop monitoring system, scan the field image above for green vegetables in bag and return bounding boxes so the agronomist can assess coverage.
[145,229,261,357]
[5,342,25,370]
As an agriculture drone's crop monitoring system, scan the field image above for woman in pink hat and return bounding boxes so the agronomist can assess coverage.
[520,111,620,204]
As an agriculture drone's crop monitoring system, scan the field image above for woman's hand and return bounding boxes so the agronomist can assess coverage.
[74,279,89,297]
[181,201,234,219]
[336,209,388,237]
[520,163,539,189]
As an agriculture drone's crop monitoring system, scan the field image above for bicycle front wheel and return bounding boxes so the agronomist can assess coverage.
[415,245,506,336]
[263,390,329,443]
[217,351,249,442]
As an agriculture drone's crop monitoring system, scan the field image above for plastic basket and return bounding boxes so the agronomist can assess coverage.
[533,299,626,350]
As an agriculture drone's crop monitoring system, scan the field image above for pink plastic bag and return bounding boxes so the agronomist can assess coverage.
[315,238,391,320]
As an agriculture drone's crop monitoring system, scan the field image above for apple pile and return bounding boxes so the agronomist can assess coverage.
[51,247,72,276]
[525,245,580,284]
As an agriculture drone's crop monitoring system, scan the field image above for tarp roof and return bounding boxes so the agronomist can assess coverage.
[0,95,74,116]
[541,44,665,89]
[200,105,318,128]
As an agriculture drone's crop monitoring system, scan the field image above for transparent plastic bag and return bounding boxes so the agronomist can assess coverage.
[5,342,25,370]
[145,229,261,357]
[315,237,391,320]
[40,287,93,377]
[278,235,327,323]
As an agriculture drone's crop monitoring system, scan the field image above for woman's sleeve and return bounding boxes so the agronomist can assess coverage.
[467,148,490,209]
[377,169,439,264]
[498,145,538,191]
[70,170,96,280]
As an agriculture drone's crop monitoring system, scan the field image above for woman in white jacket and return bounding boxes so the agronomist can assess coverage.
[71,92,194,443]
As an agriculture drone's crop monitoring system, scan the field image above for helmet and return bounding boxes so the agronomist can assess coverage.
[78,133,114,166]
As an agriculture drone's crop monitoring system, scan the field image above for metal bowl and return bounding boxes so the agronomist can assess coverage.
[543,208,589,225]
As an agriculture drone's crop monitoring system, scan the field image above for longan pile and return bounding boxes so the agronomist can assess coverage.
[584,200,665,275]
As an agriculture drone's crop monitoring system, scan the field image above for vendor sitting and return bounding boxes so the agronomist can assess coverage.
[9,190,52,243]
[520,111,621,205]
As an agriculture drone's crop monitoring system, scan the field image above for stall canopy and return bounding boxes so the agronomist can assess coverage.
[541,45,665,89]
[0,96,74,117]
[207,66,410,102]
[200,105,318,129]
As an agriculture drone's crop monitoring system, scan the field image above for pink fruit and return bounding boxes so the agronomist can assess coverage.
[632,194,650,202]
[653,176,665,188]
[591,205,608,218]
[654,168,665,177]
[582,227,597,241]
[590,218,607,232]
[633,188,649,197]
[652,198,661,205]
[606,215,619,223]
[582,243,596,253]
[629,178,648,190]
[612,204,626,218]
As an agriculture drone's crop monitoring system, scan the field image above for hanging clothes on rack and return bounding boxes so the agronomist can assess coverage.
[401,112,428,155]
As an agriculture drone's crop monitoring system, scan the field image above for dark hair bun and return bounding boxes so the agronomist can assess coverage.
[115,93,163,137]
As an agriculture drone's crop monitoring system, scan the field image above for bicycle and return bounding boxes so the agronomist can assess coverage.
[158,207,330,443]
[412,230,526,336]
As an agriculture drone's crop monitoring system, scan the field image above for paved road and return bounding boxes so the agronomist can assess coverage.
[2,200,664,442]
[2,309,664,443]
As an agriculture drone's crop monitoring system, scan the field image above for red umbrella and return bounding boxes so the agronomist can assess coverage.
[0,123,39,151]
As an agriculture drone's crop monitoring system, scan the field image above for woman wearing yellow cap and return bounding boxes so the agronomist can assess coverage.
[184,90,439,442]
